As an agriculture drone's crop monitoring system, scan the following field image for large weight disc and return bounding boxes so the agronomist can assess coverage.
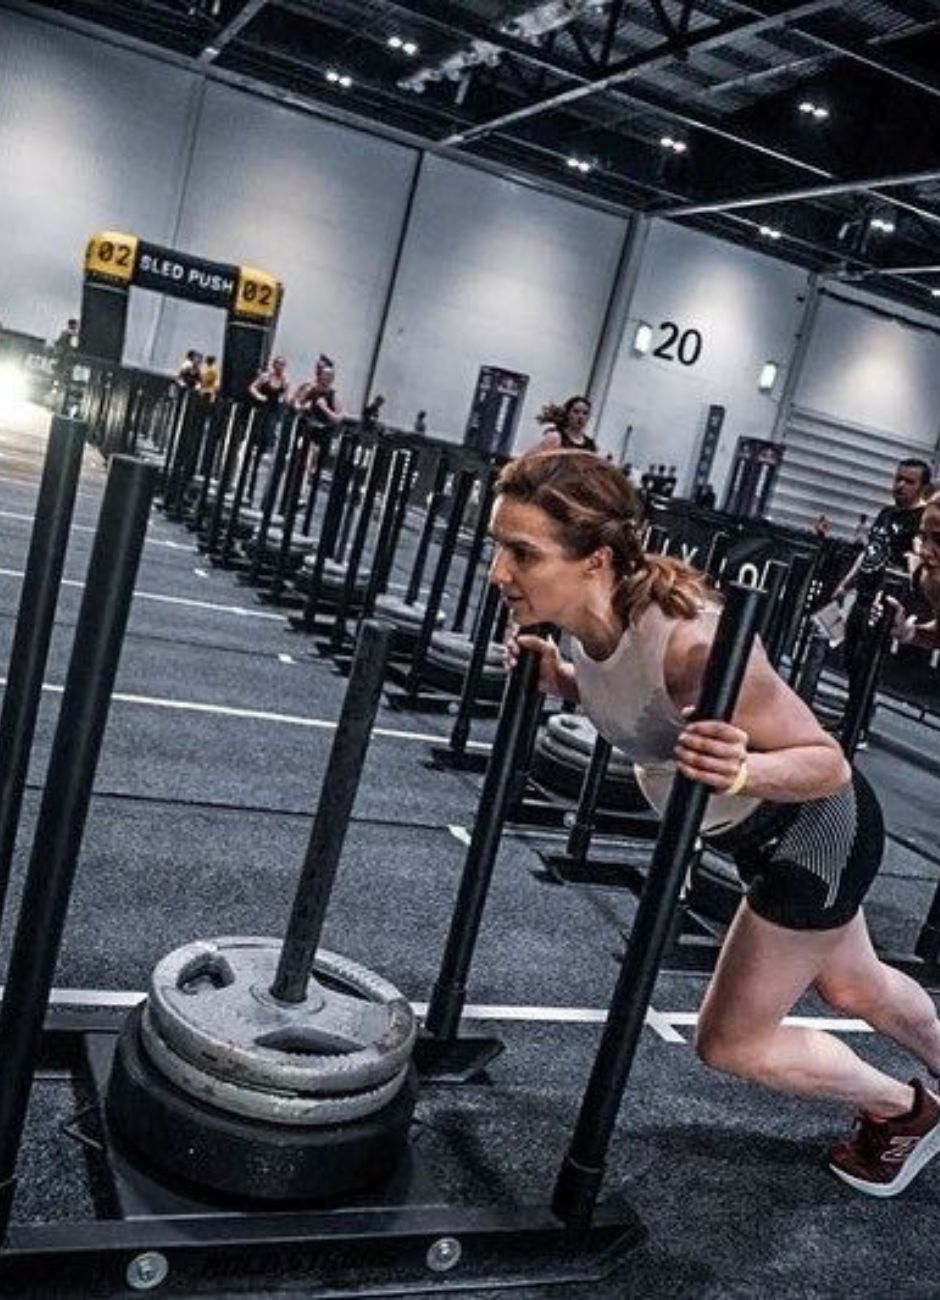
[107,1004,418,1202]
[373,594,444,629]
[148,938,416,1099]
[140,1004,410,1125]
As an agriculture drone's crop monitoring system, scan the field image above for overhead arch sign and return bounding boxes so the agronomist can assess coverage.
[80,231,282,398]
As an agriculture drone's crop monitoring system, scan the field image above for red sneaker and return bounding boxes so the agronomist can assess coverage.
[829,1080,940,1198]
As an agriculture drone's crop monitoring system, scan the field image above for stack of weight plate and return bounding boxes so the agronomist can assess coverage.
[423,629,507,700]
[531,713,648,810]
[106,936,419,1201]
[243,519,317,569]
[372,593,445,647]
[292,554,368,601]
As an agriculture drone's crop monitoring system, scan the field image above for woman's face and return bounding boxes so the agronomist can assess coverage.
[567,401,591,433]
[316,365,334,387]
[489,496,599,628]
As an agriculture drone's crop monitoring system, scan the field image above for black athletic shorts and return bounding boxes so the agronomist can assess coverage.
[706,768,883,932]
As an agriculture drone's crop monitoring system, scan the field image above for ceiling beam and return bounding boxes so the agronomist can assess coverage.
[723,0,940,102]
[440,1,835,146]
[200,0,268,62]
[659,166,940,216]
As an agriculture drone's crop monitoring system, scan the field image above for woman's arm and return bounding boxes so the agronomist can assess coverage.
[315,392,344,425]
[247,372,268,402]
[666,619,850,802]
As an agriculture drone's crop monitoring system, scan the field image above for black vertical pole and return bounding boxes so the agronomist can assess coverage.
[271,621,392,1002]
[405,470,475,694]
[424,643,544,1041]
[839,601,893,761]
[267,424,311,601]
[565,737,612,864]
[358,450,409,620]
[552,583,765,1234]
[451,469,496,634]
[331,443,392,649]
[448,579,503,757]
[405,452,448,604]
[0,456,157,1243]
[0,417,86,928]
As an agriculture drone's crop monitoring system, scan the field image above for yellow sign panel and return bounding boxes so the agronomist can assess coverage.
[234,265,280,320]
[85,231,139,283]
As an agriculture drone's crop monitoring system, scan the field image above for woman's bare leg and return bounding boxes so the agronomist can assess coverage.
[813,911,940,1077]
[696,902,917,1116]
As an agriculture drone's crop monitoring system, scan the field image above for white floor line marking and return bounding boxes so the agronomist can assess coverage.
[6,679,467,745]
[36,988,678,1036]
[664,1011,873,1033]
[278,653,295,664]
[29,990,877,1040]
[449,825,472,847]
[0,566,285,621]
[0,507,194,550]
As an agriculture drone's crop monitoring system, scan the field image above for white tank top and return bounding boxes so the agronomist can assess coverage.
[572,603,759,834]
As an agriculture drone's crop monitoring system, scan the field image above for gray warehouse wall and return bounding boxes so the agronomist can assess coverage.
[0,8,202,362]
[368,153,628,442]
[598,220,810,497]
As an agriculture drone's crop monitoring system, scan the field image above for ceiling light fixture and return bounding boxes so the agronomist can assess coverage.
[566,156,592,174]
[759,226,782,240]
[659,136,687,154]
[869,216,895,234]
[387,36,402,49]
[758,362,779,392]
[798,99,829,120]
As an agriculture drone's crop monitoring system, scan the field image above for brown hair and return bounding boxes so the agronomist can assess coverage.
[536,394,591,430]
[496,450,707,624]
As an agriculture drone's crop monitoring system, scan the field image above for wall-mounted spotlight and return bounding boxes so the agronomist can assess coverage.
[758,361,779,393]
[632,322,654,355]
[798,100,829,120]
[566,156,593,174]
[759,225,782,240]
[659,135,688,154]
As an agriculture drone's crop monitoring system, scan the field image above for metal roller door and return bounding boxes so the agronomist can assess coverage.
[768,405,937,538]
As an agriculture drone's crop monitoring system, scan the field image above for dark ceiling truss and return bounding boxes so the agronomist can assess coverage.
[440,2,838,147]
[10,0,940,316]
[199,0,268,61]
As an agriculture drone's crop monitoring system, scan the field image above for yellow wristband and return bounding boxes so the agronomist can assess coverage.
[726,760,749,797]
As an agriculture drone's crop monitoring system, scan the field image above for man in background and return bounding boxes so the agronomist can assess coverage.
[832,457,932,744]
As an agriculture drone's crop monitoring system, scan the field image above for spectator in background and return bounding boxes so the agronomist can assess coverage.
[294,354,344,433]
[176,350,202,391]
[663,464,678,498]
[852,512,871,546]
[694,482,717,510]
[532,395,596,453]
[362,393,385,433]
[199,354,219,401]
[831,457,932,745]
[248,354,289,452]
[813,513,833,539]
[414,409,428,435]
[54,317,79,358]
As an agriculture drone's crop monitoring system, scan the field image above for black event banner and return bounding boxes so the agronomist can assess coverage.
[133,241,238,308]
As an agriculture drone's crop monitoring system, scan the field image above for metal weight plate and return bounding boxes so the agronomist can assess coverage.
[373,594,445,629]
[107,1003,418,1201]
[141,1005,410,1125]
[428,630,506,671]
[148,939,416,1099]
[543,716,635,776]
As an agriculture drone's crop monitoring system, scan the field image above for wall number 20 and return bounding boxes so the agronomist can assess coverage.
[652,321,703,366]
